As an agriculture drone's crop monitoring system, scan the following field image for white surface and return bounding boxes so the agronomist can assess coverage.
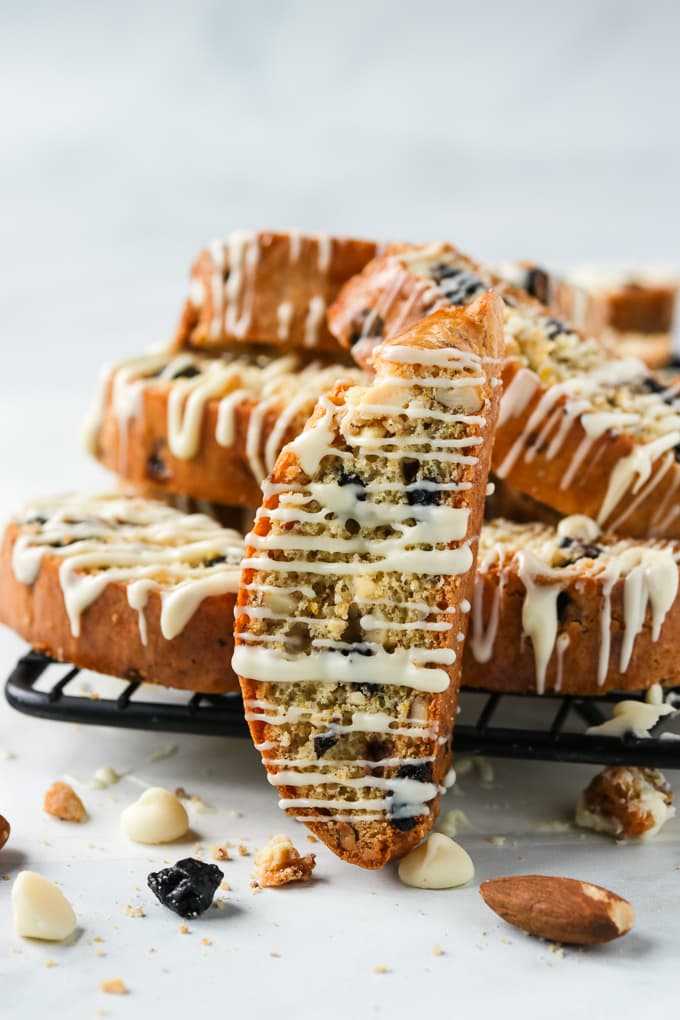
[2,2,680,1015]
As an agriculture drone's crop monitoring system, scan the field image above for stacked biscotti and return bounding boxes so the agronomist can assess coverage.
[3,226,680,868]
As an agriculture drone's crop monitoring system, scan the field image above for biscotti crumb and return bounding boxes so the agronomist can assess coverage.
[237,843,249,857]
[372,965,390,974]
[270,951,281,958]
[306,836,318,844]
[212,844,231,861]
[100,978,127,995]
[201,937,211,946]
[178,924,190,934]
[44,959,56,968]
[125,904,145,918]
[251,835,316,888]
[432,944,444,956]
[44,782,87,823]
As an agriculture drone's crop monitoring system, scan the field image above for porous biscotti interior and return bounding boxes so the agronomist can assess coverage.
[404,245,680,447]
[238,341,493,838]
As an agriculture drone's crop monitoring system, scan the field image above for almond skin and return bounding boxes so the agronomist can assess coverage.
[480,875,634,945]
[0,814,10,850]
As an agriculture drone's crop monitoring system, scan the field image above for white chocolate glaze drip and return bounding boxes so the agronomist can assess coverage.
[234,325,500,826]
[84,349,367,484]
[10,493,245,640]
[350,243,680,533]
[471,516,680,693]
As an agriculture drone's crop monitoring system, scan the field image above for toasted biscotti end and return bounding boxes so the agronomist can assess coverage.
[234,296,505,869]
[0,493,246,694]
[173,230,381,356]
[463,515,680,695]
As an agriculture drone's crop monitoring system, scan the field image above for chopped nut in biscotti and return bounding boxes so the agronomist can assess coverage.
[480,875,634,945]
[0,814,10,850]
[44,781,87,823]
[251,835,316,888]
[575,766,675,840]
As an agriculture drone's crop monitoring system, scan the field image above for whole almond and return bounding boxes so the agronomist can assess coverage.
[44,781,87,823]
[0,814,10,850]
[480,875,633,945]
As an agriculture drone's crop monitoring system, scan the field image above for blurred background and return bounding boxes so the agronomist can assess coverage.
[1,0,678,495]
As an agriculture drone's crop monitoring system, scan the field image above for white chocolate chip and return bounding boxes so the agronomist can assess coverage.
[12,871,77,941]
[398,833,474,889]
[120,787,189,844]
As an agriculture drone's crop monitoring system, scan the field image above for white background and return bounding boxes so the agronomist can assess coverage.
[1,1,679,1016]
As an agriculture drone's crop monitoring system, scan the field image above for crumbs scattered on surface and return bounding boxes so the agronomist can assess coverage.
[100,978,128,995]
[178,925,190,935]
[251,835,316,888]
[125,904,145,918]
[270,951,281,958]
[201,937,212,946]
[487,836,506,846]
[45,959,56,968]
[432,944,444,956]
[306,836,318,844]
[238,844,250,857]
[212,844,231,861]
[372,966,390,974]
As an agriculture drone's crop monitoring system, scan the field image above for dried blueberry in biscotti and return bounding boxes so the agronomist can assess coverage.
[147,858,223,918]
[557,536,602,564]
[430,264,486,305]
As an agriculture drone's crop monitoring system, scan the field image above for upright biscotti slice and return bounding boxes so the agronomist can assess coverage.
[463,516,680,695]
[175,230,380,356]
[0,494,245,693]
[233,295,504,868]
[85,348,366,507]
[328,242,680,539]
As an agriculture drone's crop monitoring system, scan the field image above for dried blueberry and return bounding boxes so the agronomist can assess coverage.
[313,731,338,758]
[171,365,201,380]
[396,762,433,784]
[525,266,550,303]
[556,591,571,621]
[389,762,433,831]
[544,317,569,340]
[146,442,170,481]
[348,309,384,347]
[558,536,602,562]
[407,484,440,507]
[147,858,223,918]
[203,554,227,567]
[430,263,485,304]
[338,470,366,501]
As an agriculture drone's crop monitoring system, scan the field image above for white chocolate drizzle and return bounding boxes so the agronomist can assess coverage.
[84,349,367,485]
[10,493,245,640]
[470,517,680,693]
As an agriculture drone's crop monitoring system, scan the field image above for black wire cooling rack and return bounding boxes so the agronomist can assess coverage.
[6,649,680,767]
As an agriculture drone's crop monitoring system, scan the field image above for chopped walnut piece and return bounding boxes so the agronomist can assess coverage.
[0,814,10,850]
[576,766,675,840]
[251,835,316,888]
[44,782,87,823]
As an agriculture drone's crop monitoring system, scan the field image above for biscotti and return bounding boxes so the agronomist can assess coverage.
[328,241,680,539]
[175,230,381,356]
[0,494,245,693]
[463,515,680,695]
[85,348,366,507]
[497,259,679,369]
[233,296,504,868]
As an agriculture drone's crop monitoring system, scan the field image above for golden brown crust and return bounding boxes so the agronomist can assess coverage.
[235,297,504,868]
[493,360,680,538]
[91,351,364,509]
[462,527,680,695]
[95,375,283,507]
[0,523,240,694]
[175,231,380,355]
